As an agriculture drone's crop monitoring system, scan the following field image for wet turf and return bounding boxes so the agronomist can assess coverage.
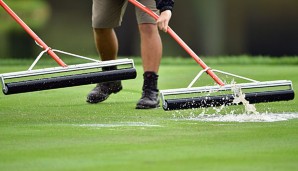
[0,57,297,171]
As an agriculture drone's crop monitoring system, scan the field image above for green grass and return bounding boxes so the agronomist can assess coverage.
[0,56,297,171]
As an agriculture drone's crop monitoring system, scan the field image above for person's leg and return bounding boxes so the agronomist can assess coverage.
[93,28,118,61]
[87,0,127,104]
[87,28,122,104]
[135,24,162,109]
[91,0,128,60]
[135,0,162,109]
[139,24,162,73]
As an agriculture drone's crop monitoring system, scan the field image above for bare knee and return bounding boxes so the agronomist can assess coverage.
[93,28,114,36]
[138,24,159,36]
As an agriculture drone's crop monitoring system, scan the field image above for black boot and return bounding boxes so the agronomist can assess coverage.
[86,81,122,103]
[86,66,122,104]
[136,72,160,109]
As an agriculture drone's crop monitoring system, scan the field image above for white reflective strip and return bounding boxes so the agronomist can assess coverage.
[1,59,134,79]
[160,80,293,96]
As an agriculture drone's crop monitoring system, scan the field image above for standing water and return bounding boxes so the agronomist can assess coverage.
[177,82,298,122]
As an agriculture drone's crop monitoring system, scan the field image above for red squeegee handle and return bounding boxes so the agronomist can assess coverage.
[129,0,224,86]
[0,0,67,67]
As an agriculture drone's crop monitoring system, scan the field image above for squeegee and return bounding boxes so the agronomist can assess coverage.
[0,0,136,95]
[129,0,295,110]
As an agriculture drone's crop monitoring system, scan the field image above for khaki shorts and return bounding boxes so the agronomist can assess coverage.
[92,0,158,28]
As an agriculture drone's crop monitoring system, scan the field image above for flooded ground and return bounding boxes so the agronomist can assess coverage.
[187,113,298,122]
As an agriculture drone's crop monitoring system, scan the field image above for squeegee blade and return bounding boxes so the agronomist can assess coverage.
[161,80,295,111]
[163,90,294,110]
[2,68,136,95]
[1,59,137,95]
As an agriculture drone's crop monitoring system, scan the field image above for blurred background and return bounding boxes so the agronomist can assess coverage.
[0,0,298,59]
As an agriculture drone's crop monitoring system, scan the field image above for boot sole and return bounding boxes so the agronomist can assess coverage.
[135,104,160,109]
[86,87,122,104]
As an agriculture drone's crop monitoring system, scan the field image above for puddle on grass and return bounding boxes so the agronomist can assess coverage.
[186,113,298,123]
[76,122,162,128]
[172,107,298,123]
[172,81,298,123]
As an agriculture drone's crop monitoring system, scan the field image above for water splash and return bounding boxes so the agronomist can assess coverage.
[188,113,298,122]
[231,81,259,114]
